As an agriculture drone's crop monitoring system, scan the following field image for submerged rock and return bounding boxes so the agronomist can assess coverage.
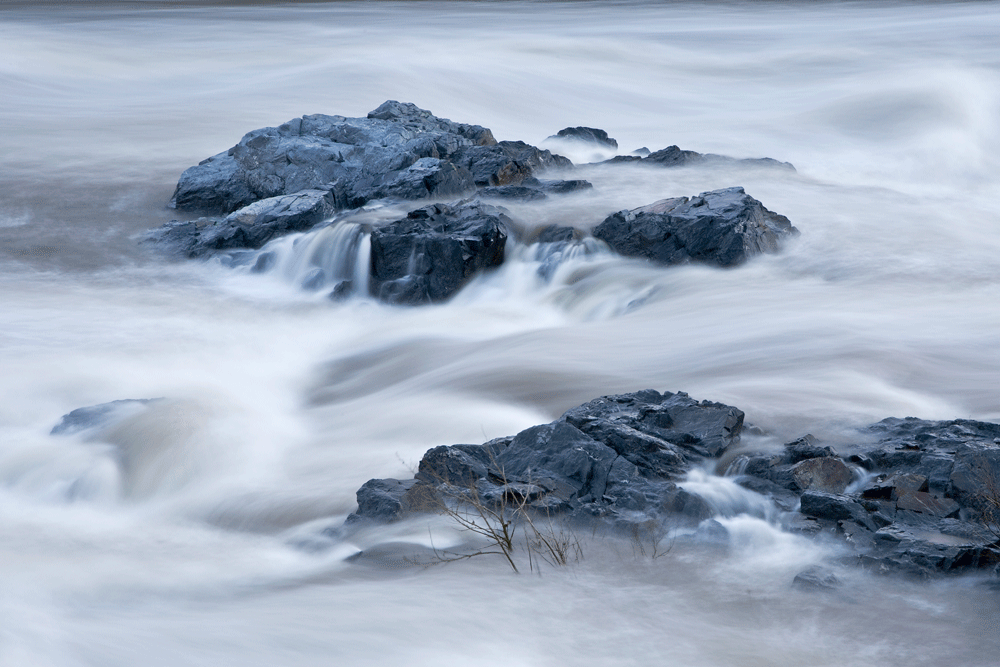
[51,398,161,436]
[592,187,798,268]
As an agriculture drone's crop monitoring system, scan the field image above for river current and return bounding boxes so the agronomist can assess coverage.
[2,2,999,665]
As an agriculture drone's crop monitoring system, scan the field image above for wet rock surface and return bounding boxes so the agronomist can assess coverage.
[345,391,1000,579]
[602,144,795,170]
[144,102,801,305]
[346,389,745,531]
[547,126,619,149]
[368,200,510,304]
[592,187,799,268]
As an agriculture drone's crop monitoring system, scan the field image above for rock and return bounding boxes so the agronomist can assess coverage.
[535,225,581,244]
[368,200,510,304]
[171,101,495,216]
[799,491,878,531]
[144,189,336,257]
[50,398,161,436]
[548,127,618,149]
[790,457,856,494]
[591,187,799,268]
[451,141,571,188]
[600,144,795,171]
[346,478,418,523]
[792,565,842,591]
[477,178,592,202]
[345,390,743,534]
[336,388,1000,578]
[526,178,593,195]
[478,185,549,201]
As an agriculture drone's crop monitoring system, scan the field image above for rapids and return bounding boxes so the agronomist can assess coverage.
[1,1,999,665]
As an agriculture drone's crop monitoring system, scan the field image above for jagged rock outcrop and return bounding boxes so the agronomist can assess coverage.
[344,389,1000,579]
[346,390,744,530]
[592,187,799,268]
[171,101,496,215]
[368,200,510,304]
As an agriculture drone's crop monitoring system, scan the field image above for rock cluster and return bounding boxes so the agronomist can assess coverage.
[346,390,1000,579]
[593,187,798,268]
[145,102,800,302]
[734,417,1000,577]
[348,390,744,530]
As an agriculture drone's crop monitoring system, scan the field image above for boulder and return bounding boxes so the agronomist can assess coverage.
[50,398,161,436]
[346,390,743,534]
[601,144,794,170]
[592,187,799,268]
[548,127,618,149]
[368,200,510,304]
[451,141,571,187]
[171,101,495,215]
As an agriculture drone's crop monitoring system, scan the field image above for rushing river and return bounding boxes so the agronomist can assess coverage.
[2,1,1000,665]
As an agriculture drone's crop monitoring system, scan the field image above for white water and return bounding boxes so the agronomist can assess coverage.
[2,1,1000,665]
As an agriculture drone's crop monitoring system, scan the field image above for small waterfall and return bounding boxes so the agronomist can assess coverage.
[522,238,604,282]
[680,466,780,523]
[249,221,371,298]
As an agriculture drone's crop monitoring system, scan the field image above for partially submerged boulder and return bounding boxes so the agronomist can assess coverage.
[144,189,337,257]
[343,389,1000,578]
[547,126,618,149]
[346,390,744,531]
[592,187,798,268]
[368,200,510,304]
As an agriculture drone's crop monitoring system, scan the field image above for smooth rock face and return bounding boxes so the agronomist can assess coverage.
[347,390,743,530]
[592,187,799,268]
[368,200,510,304]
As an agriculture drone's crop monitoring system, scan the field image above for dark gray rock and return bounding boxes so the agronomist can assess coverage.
[478,185,548,201]
[346,390,743,535]
[792,565,842,591]
[526,178,593,195]
[601,144,794,171]
[368,200,510,304]
[51,398,161,436]
[346,478,418,524]
[592,187,799,268]
[800,491,879,531]
[535,225,581,244]
[451,141,571,188]
[143,189,336,257]
[548,127,618,149]
[171,101,494,216]
[790,457,856,494]
[339,389,1000,578]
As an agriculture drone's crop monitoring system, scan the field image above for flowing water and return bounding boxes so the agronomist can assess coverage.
[2,1,1000,664]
